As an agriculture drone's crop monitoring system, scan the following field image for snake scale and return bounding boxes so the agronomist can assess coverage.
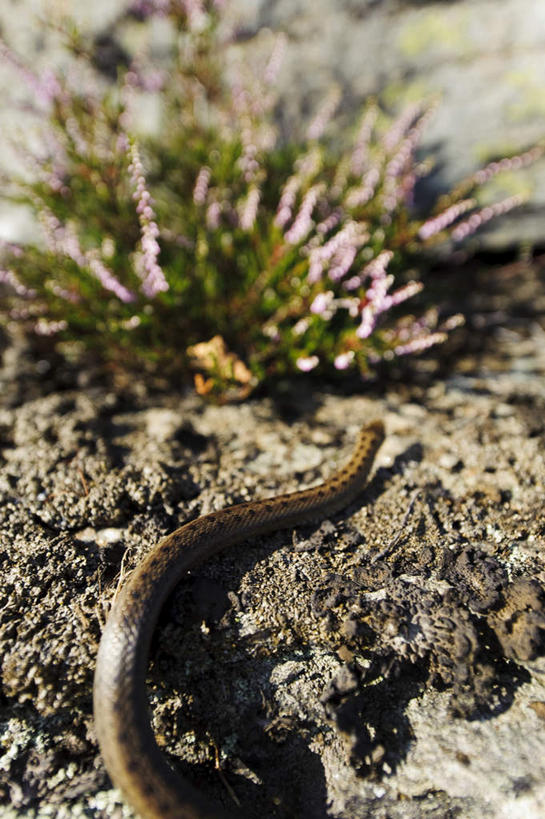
[93,420,385,818]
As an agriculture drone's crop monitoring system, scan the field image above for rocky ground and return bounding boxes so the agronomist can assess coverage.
[1,252,545,818]
[2,2,545,816]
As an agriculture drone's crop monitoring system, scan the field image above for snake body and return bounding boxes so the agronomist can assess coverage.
[93,420,385,819]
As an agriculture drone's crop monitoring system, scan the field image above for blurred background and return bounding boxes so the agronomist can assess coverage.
[1,0,545,250]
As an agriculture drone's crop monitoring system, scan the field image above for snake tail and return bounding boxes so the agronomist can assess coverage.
[93,420,385,819]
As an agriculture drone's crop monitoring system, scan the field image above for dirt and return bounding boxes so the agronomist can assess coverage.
[2,256,545,818]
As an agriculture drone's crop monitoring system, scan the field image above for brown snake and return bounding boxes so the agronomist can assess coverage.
[93,420,385,818]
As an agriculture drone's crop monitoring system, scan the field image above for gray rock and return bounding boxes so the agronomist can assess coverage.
[2,294,545,816]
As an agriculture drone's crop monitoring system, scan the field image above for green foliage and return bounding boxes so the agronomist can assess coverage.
[0,2,540,398]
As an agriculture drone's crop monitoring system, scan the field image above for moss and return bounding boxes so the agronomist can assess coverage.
[397,9,470,59]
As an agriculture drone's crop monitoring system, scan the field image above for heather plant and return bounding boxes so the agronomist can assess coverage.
[0,1,541,399]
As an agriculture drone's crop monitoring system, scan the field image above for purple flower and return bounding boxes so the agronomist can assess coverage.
[367,251,394,279]
[296,355,319,371]
[275,149,322,229]
[127,0,170,18]
[471,146,543,186]
[88,252,136,303]
[383,102,422,152]
[345,167,379,209]
[65,116,92,157]
[206,201,222,229]
[124,61,166,94]
[356,306,376,339]
[310,291,334,315]
[381,102,437,214]
[295,148,322,178]
[275,177,300,228]
[262,322,280,342]
[335,297,360,318]
[343,250,393,291]
[239,186,261,230]
[386,280,423,308]
[451,194,524,242]
[122,315,142,330]
[0,240,23,258]
[334,351,355,370]
[368,272,394,308]
[181,0,207,31]
[307,87,341,141]
[308,222,365,283]
[351,105,378,176]
[264,34,286,86]
[48,281,80,303]
[284,184,323,245]
[292,318,309,336]
[193,167,211,205]
[13,130,69,195]
[351,250,410,338]
[39,210,135,303]
[316,210,342,235]
[440,314,465,332]
[0,40,62,108]
[0,268,36,298]
[418,199,476,240]
[238,140,260,184]
[128,141,169,298]
[34,318,68,336]
[394,332,448,356]
[328,244,357,282]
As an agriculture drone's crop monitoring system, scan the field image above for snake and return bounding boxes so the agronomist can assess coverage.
[93,420,385,819]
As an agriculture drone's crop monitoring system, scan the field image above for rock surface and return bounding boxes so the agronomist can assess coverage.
[2,3,545,816]
[1,254,545,817]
